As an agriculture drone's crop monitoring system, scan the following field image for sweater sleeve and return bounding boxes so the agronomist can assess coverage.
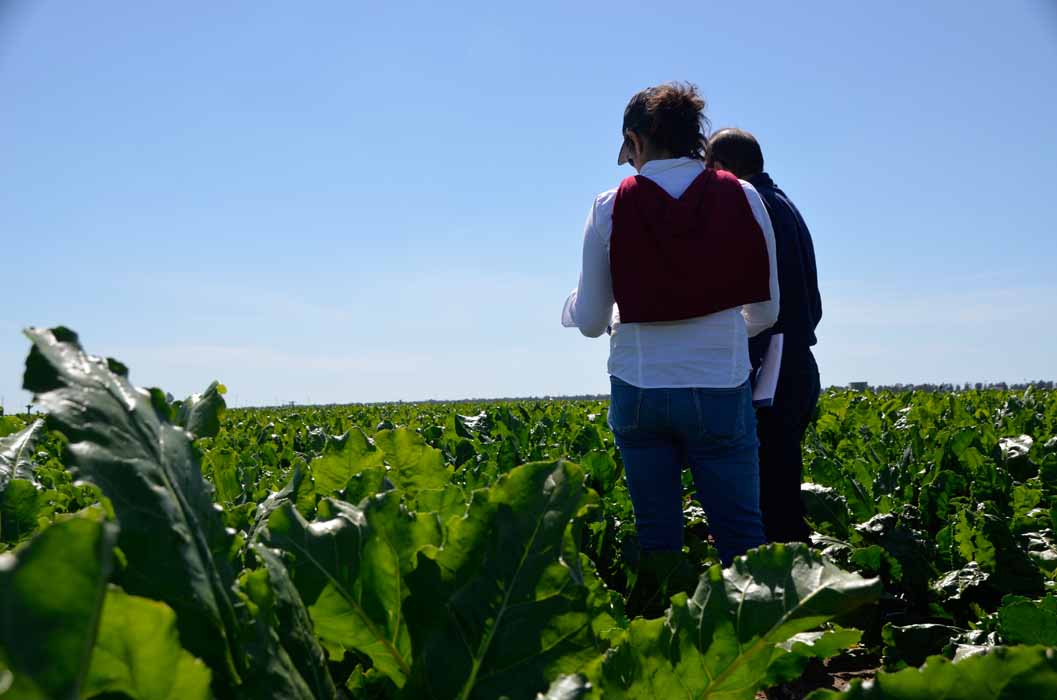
[561,195,616,338]
[739,181,780,338]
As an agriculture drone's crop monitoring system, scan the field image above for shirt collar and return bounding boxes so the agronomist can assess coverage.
[638,157,700,177]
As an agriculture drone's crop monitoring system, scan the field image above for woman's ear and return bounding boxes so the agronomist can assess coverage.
[628,132,645,169]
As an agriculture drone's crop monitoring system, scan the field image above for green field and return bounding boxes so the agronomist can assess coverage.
[2,327,1056,699]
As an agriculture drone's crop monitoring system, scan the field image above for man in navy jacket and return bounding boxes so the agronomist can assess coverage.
[708,128,822,544]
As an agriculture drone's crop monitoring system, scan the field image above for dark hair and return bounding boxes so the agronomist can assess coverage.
[707,128,764,178]
[622,82,709,160]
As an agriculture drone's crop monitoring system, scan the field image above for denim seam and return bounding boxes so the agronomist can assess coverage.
[690,389,704,437]
[631,387,642,430]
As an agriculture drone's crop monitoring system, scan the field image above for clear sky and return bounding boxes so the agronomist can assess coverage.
[1,1,1055,408]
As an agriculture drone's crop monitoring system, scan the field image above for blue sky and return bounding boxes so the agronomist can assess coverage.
[1,1,1055,407]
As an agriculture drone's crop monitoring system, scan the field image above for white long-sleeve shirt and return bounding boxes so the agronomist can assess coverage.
[562,157,779,388]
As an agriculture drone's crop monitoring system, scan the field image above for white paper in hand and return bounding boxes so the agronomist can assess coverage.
[752,333,783,407]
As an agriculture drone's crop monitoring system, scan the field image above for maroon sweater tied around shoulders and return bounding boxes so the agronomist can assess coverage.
[609,168,771,324]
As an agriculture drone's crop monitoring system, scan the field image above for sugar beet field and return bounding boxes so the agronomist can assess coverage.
[1,327,1056,699]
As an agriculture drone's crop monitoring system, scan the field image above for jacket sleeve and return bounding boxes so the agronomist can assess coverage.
[739,182,780,338]
[797,208,823,328]
[561,195,616,338]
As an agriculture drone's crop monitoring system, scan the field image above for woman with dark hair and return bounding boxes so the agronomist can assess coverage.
[562,83,779,567]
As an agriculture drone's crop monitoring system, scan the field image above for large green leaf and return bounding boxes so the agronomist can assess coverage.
[416,484,469,524]
[0,514,117,700]
[400,460,601,700]
[21,327,316,700]
[580,450,618,496]
[83,586,212,700]
[0,417,26,439]
[954,508,1044,595]
[807,645,1057,699]
[918,469,968,534]
[264,490,443,687]
[373,429,451,495]
[999,435,1036,481]
[595,544,881,700]
[22,327,245,692]
[996,594,1057,645]
[203,448,244,504]
[173,380,228,439]
[310,429,384,496]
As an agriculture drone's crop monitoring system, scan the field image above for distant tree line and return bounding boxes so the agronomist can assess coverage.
[842,380,1055,393]
[154,384,1057,412]
[356,394,612,406]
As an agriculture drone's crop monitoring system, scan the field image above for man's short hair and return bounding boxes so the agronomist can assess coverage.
[707,128,764,179]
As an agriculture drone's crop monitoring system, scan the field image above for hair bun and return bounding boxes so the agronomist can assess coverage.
[624,82,710,160]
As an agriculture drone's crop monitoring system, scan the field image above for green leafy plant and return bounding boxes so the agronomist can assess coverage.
[4,327,1057,698]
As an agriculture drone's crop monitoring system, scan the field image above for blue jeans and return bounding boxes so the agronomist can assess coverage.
[608,376,766,566]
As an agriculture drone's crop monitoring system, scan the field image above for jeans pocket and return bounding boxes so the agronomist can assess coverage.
[691,385,748,442]
[608,380,641,433]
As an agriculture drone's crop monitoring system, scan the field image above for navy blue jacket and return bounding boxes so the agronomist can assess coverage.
[747,172,822,369]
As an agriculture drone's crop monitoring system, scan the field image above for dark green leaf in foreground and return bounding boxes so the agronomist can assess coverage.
[853,511,935,604]
[807,645,1057,699]
[881,623,967,669]
[83,585,212,700]
[0,478,41,545]
[21,327,245,692]
[0,514,117,700]
[251,462,309,541]
[21,328,320,700]
[0,420,45,544]
[624,549,700,620]
[401,460,599,700]
[265,490,442,687]
[765,627,863,687]
[596,544,881,700]
[233,562,331,700]
[0,419,44,488]
[801,483,851,538]
[999,435,1036,481]
[251,544,340,700]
